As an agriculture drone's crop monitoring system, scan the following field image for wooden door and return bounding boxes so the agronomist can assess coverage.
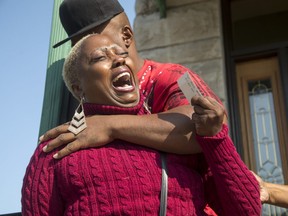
[236,56,288,215]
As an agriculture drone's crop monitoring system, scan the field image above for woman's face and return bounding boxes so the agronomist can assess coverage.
[76,34,139,107]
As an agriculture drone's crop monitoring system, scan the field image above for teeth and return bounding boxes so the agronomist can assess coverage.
[113,72,130,83]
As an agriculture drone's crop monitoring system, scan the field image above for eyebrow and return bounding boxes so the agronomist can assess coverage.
[89,44,121,57]
[86,45,120,62]
[99,45,117,52]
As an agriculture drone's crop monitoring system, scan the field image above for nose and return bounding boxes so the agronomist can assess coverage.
[112,54,125,68]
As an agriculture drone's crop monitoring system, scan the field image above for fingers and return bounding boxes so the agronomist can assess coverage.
[53,140,82,159]
[191,95,225,136]
[191,96,210,109]
[251,171,263,185]
[191,96,221,110]
[42,132,76,153]
[191,96,224,116]
[193,105,206,115]
[39,123,70,142]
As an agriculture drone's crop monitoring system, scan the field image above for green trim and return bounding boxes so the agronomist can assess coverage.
[39,0,73,136]
[157,0,167,18]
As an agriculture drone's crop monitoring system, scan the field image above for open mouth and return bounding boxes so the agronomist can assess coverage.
[112,72,135,92]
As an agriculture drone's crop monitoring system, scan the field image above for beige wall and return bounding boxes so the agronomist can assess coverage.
[134,0,227,106]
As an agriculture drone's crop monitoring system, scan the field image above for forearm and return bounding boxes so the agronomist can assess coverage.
[197,125,261,215]
[264,182,288,208]
[111,105,202,154]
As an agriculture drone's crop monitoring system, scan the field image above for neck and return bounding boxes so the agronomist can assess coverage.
[83,93,148,116]
[134,55,145,73]
[128,43,144,73]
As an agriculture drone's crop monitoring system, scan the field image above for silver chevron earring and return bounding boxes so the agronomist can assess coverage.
[68,97,87,135]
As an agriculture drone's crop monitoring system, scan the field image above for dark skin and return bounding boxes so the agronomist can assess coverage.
[41,12,227,159]
[191,95,224,136]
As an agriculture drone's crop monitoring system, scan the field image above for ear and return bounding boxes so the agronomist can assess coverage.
[121,25,133,48]
[72,84,83,100]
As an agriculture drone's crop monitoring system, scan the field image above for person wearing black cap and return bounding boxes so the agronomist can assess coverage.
[53,0,144,75]
[41,0,214,158]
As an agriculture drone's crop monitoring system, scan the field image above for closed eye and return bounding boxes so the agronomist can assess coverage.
[117,52,128,57]
[89,56,106,64]
[120,52,128,55]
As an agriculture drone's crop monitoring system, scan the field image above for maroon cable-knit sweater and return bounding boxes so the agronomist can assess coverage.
[22,94,261,215]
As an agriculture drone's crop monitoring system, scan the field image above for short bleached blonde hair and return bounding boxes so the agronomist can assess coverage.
[62,34,97,100]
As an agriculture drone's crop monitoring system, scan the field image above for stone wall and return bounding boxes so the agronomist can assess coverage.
[134,0,227,104]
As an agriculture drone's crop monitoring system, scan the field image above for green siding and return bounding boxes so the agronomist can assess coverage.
[39,0,76,136]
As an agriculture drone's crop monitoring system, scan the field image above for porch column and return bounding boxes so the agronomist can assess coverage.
[39,0,75,136]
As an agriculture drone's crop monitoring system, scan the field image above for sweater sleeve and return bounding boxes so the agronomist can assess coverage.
[21,142,64,216]
[196,124,261,216]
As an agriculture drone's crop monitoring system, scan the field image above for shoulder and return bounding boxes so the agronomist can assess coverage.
[23,142,56,183]
[22,142,57,214]
[150,60,194,74]
[148,60,197,82]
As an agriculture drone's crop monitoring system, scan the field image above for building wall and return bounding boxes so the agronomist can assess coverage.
[134,0,227,107]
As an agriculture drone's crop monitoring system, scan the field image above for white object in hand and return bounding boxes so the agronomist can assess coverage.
[177,72,202,104]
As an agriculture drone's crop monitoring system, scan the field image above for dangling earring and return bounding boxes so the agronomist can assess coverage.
[68,97,87,135]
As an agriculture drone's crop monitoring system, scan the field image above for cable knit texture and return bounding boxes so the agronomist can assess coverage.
[22,60,261,215]
[196,124,261,215]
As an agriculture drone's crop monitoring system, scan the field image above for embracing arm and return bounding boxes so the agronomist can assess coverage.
[112,105,201,153]
[41,105,202,159]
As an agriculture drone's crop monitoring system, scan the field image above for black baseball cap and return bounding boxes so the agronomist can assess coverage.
[53,0,124,48]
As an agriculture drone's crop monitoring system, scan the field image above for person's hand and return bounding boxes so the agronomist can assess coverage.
[251,171,270,203]
[191,96,225,136]
[40,115,114,159]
